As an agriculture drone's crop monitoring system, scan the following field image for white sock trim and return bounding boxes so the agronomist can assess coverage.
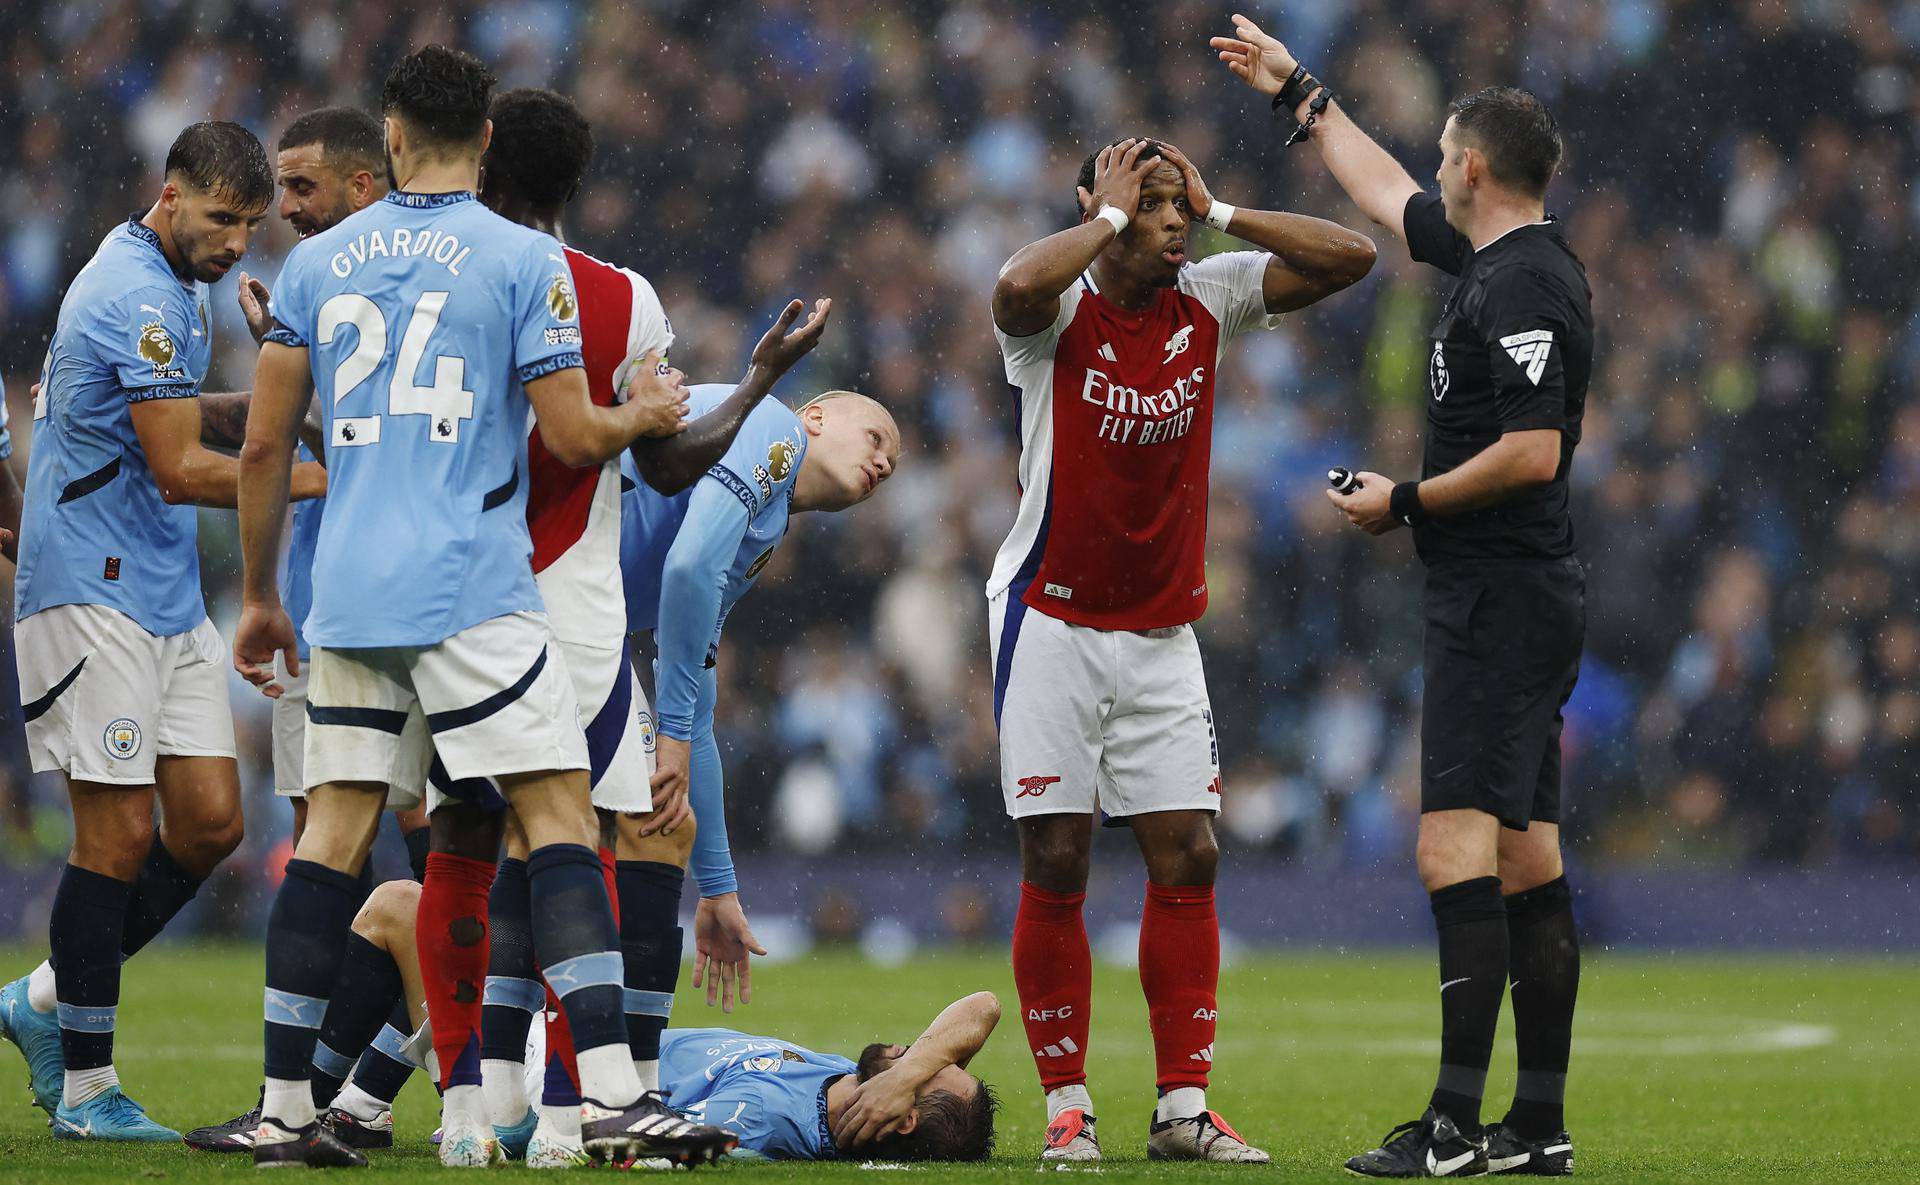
[264,1077,317,1131]
[482,1057,532,1128]
[1158,1086,1207,1122]
[333,1082,388,1123]
[27,961,56,1014]
[537,1101,583,1140]
[1045,1084,1094,1122]
[63,1064,119,1108]
[634,1058,660,1094]
[575,1044,640,1110]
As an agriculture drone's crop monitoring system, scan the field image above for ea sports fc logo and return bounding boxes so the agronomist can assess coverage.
[1015,775,1061,798]
[104,718,142,760]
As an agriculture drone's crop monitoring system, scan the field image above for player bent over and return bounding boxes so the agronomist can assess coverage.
[988,137,1375,1162]
[234,46,703,1169]
[1215,16,1590,1178]
[1,122,324,1141]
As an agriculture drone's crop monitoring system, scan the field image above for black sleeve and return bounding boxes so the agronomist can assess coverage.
[1479,265,1570,432]
[1403,191,1471,276]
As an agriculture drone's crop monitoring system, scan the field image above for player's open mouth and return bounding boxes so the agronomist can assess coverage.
[1161,243,1186,264]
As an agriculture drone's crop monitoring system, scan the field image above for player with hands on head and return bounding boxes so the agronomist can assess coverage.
[989,132,1374,1164]
[1216,13,1593,1178]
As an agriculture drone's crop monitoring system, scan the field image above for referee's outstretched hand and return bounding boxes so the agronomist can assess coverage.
[1327,469,1401,535]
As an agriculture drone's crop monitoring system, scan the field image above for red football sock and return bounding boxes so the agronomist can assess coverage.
[418,852,497,1091]
[1139,882,1219,1090]
[539,845,619,1102]
[600,846,619,927]
[1013,882,1091,1092]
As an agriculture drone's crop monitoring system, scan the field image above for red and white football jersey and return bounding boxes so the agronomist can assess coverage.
[525,246,672,649]
[988,251,1279,631]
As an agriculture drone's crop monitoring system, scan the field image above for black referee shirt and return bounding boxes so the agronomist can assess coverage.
[1403,190,1593,564]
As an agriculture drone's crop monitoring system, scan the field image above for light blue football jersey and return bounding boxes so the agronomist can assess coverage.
[266,190,582,648]
[15,219,214,636]
[661,1029,855,1160]
[282,442,322,659]
[0,386,13,459]
[618,384,805,638]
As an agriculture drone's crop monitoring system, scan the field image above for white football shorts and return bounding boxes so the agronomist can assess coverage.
[304,611,588,808]
[422,638,656,816]
[17,603,236,786]
[988,591,1222,820]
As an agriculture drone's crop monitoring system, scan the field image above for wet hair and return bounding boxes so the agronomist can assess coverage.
[164,121,273,209]
[380,44,496,149]
[1447,87,1562,199]
[867,1082,999,1163]
[1072,138,1167,219]
[482,88,594,211]
[278,107,385,180]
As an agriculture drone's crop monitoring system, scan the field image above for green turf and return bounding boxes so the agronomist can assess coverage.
[0,943,1913,1181]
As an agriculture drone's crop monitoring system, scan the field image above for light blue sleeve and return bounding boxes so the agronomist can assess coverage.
[688,667,736,899]
[0,395,11,459]
[92,287,199,401]
[511,235,584,384]
[655,478,748,740]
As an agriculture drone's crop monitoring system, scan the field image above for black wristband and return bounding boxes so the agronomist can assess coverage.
[1390,481,1425,528]
[1274,64,1322,114]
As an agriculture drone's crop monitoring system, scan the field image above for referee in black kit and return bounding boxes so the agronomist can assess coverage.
[1215,15,1592,1180]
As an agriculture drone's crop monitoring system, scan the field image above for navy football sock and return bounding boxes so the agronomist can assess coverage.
[480,858,541,1065]
[526,845,627,1073]
[263,860,362,1094]
[404,826,431,883]
[310,934,405,1110]
[349,1001,421,1107]
[50,865,133,1072]
[616,860,684,1067]
[118,841,204,959]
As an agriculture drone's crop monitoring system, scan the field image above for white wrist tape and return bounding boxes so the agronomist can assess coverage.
[1095,205,1129,235]
[1204,201,1238,232]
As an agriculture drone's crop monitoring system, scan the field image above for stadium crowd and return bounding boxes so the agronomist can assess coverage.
[0,0,1916,909]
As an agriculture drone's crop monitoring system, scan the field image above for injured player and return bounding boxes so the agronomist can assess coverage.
[327,856,1000,1162]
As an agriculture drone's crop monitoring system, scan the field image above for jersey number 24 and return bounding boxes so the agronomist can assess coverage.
[317,291,475,447]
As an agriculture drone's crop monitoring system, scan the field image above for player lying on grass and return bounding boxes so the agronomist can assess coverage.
[314,853,999,1161]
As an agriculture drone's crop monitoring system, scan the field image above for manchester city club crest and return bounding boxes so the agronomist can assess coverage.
[104,718,142,760]
[637,708,656,755]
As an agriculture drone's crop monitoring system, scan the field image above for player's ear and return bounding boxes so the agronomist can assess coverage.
[896,1108,920,1135]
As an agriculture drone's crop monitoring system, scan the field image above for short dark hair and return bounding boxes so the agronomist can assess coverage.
[868,1083,998,1162]
[164,121,273,209]
[1073,138,1167,216]
[482,88,594,212]
[380,44,497,150]
[1447,86,1562,198]
[278,106,385,179]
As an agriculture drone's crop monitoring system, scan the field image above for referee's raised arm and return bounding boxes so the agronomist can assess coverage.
[1210,16,1421,242]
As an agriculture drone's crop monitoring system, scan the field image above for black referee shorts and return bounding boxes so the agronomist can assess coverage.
[1420,557,1585,830]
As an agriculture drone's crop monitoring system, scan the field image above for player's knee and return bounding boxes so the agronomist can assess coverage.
[354,879,421,945]
[1019,831,1091,890]
[176,808,245,872]
[1146,828,1218,885]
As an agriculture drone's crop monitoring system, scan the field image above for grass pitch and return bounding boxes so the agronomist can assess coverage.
[0,944,1912,1182]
